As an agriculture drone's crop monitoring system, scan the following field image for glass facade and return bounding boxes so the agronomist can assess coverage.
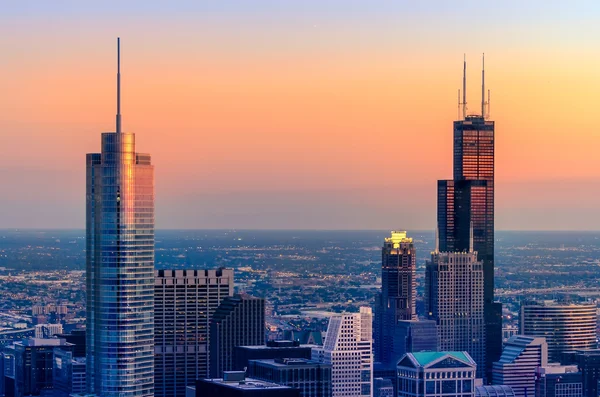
[86,131,155,396]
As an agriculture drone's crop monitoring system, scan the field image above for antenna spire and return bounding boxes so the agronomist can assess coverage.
[469,221,474,253]
[481,53,485,118]
[116,37,122,134]
[435,228,439,254]
[462,54,467,120]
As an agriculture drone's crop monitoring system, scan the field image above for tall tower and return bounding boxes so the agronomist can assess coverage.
[86,38,155,396]
[374,231,416,366]
[437,55,501,382]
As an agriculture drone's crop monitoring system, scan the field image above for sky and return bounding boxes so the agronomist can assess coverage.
[2,1,600,230]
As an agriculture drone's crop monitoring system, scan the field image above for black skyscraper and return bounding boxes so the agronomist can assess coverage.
[437,55,501,382]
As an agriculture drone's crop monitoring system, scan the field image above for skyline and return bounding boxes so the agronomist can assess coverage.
[3,1,600,230]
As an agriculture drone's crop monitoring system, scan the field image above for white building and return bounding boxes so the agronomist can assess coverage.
[312,307,373,397]
[34,323,63,338]
[397,351,477,397]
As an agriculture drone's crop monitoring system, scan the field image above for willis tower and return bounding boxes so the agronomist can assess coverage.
[437,55,501,382]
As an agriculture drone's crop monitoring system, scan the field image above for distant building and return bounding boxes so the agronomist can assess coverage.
[375,231,416,365]
[475,385,516,397]
[155,268,234,397]
[373,378,393,397]
[520,301,597,362]
[574,349,600,397]
[283,330,323,345]
[397,351,477,397]
[53,348,86,397]
[209,294,265,378]
[492,335,548,397]
[426,248,485,379]
[234,340,313,371]
[248,358,331,397]
[189,371,300,397]
[534,364,582,397]
[34,323,63,339]
[312,307,373,397]
[502,326,518,344]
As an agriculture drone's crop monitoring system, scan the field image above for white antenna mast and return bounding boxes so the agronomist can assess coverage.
[116,37,122,134]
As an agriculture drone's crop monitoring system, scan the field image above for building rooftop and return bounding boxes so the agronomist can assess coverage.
[250,358,330,368]
[411,351,471,367]
[200,372,295,390]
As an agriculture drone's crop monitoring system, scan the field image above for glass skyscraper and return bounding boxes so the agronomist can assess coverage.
[86,38,155,396]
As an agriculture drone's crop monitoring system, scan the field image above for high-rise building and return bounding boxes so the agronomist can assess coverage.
[437,56,502,381]
[396,351,477,397]
[53,348,86,397]
[248,358,332,397]
[492,335,548,397]
[311,307,373,397]
[189,371,300,397]
[234,340,314,371]
[575,349,600,397]
[375,231,416,365]
[55,330,86,358]
[86,38,155,396]
[425,247,485,379]
[520,301,597,363]
[209,294,265,378]
[534,364,582,397]
[154,268,234,397]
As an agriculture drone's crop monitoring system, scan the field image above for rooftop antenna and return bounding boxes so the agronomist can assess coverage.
[462,54,467,119]
[481,53,485,118]
[469,221,474,253]
[116,37,121,134]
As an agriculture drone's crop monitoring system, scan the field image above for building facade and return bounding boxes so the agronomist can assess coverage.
[248,358,331,397]
[375,231,416,365]
[53,348,86,397]
[534,364,582,397]
[475,385,516,397]
[86,38,155,396]
[234,340,313,371]
[397,351,477,397]
[492,335,548,397]
[154,268,234,397]
[34,323,63,339]
[520,301,597,363]
[209,294,265,378]
[574,349,600,397]
[312,307,373,397]
[425,249,485,379]
[191,371,300,397]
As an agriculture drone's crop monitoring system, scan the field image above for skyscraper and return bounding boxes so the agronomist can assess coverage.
[375,231,416,365]
[86,38,155,396]
[154,268,234,397]
[312,307,373,397]
[425,244,485,379]
[437,55,501,381]
[209,294,266,378]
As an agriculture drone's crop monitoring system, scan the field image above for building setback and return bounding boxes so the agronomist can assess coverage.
[234,340,313,372]
[248,358,331,397]
[155,268,234,397]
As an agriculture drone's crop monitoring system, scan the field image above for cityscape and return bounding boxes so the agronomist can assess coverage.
[3,2,600,397]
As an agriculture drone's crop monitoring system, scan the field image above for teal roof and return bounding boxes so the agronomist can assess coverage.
[412,351,470,367]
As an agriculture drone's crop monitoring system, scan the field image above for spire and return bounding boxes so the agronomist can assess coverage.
[462,54,467,120]
[116,37,122,134]
[469,221,474,253]
[481,53,485,118]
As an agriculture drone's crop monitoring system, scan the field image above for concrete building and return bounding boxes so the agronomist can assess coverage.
[34,323,63,339]
[520,301,597,363]
[248,358,331,397]
[312,307,373,397]
[397,351,477,397]
[492,335,548,397]
[154,268,234,397]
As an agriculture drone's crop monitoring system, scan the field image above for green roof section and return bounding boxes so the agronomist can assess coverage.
[412,351,470,367]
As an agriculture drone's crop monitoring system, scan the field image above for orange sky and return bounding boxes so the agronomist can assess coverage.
[2,2,600,229]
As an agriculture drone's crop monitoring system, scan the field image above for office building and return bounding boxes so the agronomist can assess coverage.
[425,247,485,379]
[234,340,313,371]
[475,385,516,397]
[86,38,155,396]
[248,358,331,397]
[209,294,265,378]
[34,323,63,339]
[311,307,373,397]
[437,56,502,380]
[574,349,600,397]
[375,231,416,365]
[373,378,393,397]
[5,338,73,397]
[520,301,597,362]
[397,351,477,397]
[535,364,582,397]
[492,335,548,397]
[53,348,86,397]
[55,330,86,357]
[189,371,300,397]
[155,268,234,397]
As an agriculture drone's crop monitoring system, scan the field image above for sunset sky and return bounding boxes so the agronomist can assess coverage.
[2,1,600,230]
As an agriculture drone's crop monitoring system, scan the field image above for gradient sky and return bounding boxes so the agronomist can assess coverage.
[2,1,600,230]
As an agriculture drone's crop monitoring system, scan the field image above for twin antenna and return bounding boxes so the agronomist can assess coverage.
[457,53,490,120]
[116,37,122,134]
